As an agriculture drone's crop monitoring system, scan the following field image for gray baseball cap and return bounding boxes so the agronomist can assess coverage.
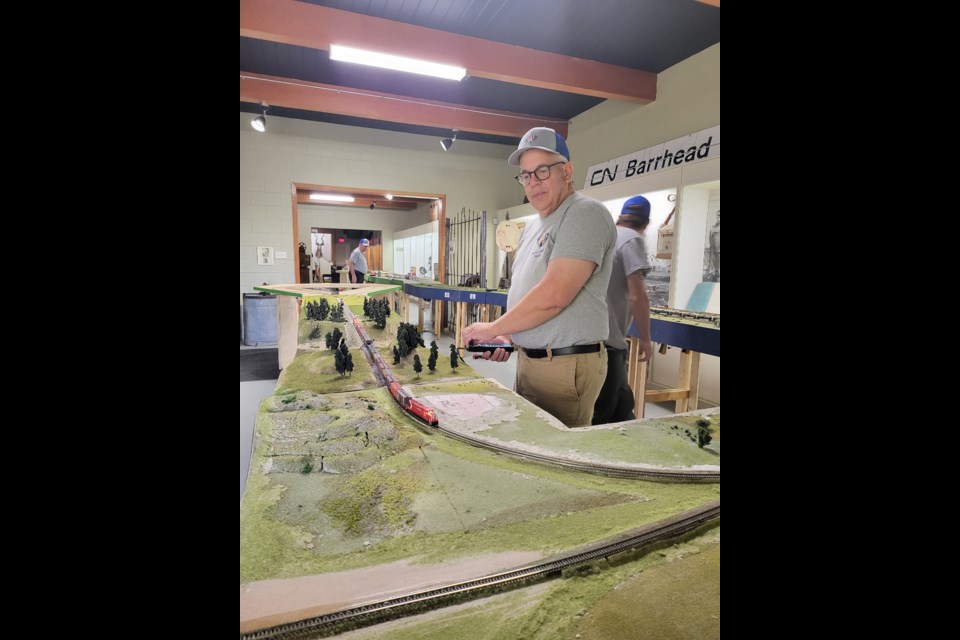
[507,127,570,166]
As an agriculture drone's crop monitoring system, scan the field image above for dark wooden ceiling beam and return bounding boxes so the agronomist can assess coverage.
[240,0,656,104]
[241,72,567,138]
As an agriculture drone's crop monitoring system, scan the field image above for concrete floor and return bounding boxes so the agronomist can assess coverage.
[240,305,675,500]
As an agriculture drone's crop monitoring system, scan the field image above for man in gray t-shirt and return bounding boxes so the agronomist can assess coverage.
[462,127,616,427]
[348,238,369,284]
[593,196,653,425]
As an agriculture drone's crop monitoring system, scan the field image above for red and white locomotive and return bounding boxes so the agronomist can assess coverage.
[388,381,438,426]
[351,307,438,426]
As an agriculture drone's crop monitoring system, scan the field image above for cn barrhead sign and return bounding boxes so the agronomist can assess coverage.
[584,125,720,189]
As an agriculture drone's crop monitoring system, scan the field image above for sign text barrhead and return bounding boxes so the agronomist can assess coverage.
[584,125,720,189]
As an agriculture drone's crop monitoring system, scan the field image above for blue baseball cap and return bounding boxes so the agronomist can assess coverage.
[359,238,370,246]
[620,195,651,221]
[508,127,570,166]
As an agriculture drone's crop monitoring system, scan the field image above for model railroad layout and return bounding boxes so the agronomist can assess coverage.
[241,299,720,639]
[346,303,718,484]
[241,500,720,640]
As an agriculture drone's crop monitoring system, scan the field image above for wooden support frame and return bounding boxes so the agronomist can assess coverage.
[626,340,704,417]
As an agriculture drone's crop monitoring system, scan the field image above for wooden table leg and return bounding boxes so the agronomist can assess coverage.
[675,349,701,413]
[277,296,299,370]
[626,338,648,418]
[455,301,467,349]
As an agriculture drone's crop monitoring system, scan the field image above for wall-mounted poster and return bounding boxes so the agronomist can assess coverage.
[257,246,274,266]
[702,208,720,282]
[311,232,332,263]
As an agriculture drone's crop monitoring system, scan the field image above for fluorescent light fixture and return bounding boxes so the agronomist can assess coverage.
[330,44,466,81]
[309,193,355,203]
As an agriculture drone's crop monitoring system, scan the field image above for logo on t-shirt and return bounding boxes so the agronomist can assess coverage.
[532,231,551,258]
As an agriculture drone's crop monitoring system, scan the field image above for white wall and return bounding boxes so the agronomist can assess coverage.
[482,43,721,289]
[240,118,518,296]
[566,43,720,190]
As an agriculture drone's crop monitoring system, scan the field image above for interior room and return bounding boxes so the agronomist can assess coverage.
[241,2,719,637]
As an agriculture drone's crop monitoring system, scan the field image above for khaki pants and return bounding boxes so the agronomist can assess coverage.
[515,348,607,427]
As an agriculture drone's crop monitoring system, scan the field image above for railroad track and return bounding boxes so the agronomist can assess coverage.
[240,500,720,639]
[343,302,718,483]
[437,424,719,482]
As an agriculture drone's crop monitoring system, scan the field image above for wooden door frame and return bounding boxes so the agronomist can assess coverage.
[290,181,446,284]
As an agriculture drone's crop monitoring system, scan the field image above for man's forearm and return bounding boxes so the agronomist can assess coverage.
[627,273,651,341]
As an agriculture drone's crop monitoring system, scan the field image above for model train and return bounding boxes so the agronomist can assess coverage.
[388,381,438,426]
[349,308,439,426]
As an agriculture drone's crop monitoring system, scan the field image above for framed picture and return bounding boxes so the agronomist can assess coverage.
[257,246,274,266]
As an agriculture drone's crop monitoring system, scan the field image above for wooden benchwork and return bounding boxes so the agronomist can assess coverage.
[253,282,402,369]
[626,310,719,417]
[402,282,508,348]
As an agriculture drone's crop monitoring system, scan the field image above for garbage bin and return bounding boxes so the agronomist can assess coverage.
[242,293,278,346]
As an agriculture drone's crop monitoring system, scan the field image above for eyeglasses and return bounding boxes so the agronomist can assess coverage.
[515,161,566,186]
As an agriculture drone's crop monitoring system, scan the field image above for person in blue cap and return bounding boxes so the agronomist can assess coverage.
[462,127,616,428]
[348,238,370,284]
[592,195,653,425]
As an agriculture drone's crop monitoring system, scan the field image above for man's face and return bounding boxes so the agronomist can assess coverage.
[518,149,570,216]
[360,244,368,252]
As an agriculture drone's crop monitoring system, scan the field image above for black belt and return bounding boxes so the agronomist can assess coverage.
[521,343,601,359]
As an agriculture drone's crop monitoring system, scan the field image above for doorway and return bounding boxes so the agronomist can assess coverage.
[311,228,382,282]
[290,182,447,284]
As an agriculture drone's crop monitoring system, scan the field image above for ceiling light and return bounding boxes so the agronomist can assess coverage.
[330,44,466,81]
[441,129,458,151]
[385,193,394,200]
[309,193,355,203]
[251,102,268,132]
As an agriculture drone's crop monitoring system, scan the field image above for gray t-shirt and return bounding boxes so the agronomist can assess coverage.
[349,247,368,274]
[606,226,651,350]
[507,192,616,349]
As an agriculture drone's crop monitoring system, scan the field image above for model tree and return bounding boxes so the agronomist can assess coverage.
[413,354,422,378]
[397,322,425,353]
[449,344,459,370]
[392,345,400,364]
[326,327,343,352]
[307,299,331,321]
[696,418,713,448]
[328,301,343,322]
[372,300,387,330]
[427,346,437,374]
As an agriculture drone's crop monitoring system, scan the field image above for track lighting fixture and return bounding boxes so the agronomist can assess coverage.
[370,200,377,210]
[440,129,458,151]
[251,102,268,132]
